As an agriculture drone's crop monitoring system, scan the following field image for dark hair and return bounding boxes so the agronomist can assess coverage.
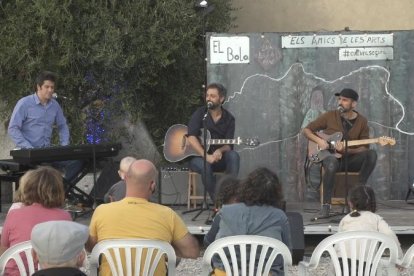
[348,185,376,217]
[35,71,56,87]
[238,167,283,208]
[215,176,239,207]
[206,83,227,98]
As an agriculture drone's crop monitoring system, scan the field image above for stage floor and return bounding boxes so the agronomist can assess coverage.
[176,200,414,235]
[1,200,413,236]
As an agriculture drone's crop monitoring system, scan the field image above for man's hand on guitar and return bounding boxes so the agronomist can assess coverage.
[212,149,222,161]
[206,154,218,164]
[317,138,329,150]
[335,141,344,153]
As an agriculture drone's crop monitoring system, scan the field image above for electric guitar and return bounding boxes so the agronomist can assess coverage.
[308,132,396,163]
[163,124,260,162]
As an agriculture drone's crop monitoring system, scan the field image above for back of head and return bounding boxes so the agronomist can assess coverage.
[120,156,137,172]
[216,176,239,207]
[13,169,35,203]
[22,166,65,208]
[31,221,89,267]
[239,167,284,208]
[119,156,137,179]
[348,185,376,217]
[125,159,158,197]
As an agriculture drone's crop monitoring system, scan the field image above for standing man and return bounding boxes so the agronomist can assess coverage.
[86,159,199,275]
[8,71,83,184]
[187,83,240,201]
[303,88,377,217]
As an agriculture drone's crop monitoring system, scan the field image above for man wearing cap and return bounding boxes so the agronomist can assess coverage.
[303,88,377,217]
[31,220,88,276]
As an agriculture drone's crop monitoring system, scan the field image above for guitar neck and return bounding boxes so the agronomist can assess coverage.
[344,138,380,147]
[208,138,239,145]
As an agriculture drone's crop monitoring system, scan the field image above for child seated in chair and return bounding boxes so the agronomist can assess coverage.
[337,185,403,273]
[204,176,239,247]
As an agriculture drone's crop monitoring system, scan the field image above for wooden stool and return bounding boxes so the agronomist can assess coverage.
[320,169,360,205]
[187,171,224,210]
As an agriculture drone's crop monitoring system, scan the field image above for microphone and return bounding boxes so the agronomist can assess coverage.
[337,106,345,113]
[207,101,214,109]
[52,93,70,100]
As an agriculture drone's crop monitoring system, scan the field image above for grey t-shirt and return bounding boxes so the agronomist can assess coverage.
[103,180,126,203]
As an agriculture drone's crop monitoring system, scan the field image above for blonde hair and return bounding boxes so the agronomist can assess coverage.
[22,166,65,208]
[13,170,35,203]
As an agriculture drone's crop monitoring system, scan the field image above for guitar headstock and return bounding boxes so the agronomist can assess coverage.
[242,138,260,147]
[378,136,396,146]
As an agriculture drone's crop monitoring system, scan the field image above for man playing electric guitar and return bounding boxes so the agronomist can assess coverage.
[187,83,240,201]
[303,88,377,217]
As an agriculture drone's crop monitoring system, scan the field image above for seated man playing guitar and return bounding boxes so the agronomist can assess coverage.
[187,83,240,201]
[303,88,378,217]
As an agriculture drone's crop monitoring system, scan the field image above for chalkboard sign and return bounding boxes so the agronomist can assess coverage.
[207,31,414,201]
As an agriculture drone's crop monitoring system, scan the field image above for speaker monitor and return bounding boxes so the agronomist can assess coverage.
[286,212,305,265]
[158,169,204,205]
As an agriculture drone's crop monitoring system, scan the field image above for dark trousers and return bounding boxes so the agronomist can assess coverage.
[189,150,240,201]
[321,149,377,204]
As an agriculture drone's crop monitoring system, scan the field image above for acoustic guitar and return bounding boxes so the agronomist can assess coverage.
[163,124,260,162]
[308,132,395,163]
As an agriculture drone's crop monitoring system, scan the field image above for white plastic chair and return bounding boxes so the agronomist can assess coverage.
[89,239,177,276]
[298,231,399,276]
[0,240,37,275]
[398,243,414,269]
[202,235,292,276]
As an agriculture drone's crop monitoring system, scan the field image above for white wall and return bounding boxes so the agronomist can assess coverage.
[231,0,414,33]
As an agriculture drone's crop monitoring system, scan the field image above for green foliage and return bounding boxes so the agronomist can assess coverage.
[0,0,234,146]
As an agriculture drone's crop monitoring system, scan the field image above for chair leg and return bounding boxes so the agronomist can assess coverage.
[191,173,197,209]
[187,173,192,210]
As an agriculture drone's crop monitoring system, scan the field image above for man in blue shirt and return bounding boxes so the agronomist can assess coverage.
[8,71,83,184]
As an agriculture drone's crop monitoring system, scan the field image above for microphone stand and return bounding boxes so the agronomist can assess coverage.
[340,113,353,215]
[182,109,212,224]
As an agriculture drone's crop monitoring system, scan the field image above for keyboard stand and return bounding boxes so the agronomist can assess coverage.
[64,161,95,207]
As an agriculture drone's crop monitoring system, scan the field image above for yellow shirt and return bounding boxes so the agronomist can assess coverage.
[89,197,189,275]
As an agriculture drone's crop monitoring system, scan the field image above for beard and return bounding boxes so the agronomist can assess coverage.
[207,101,221,110]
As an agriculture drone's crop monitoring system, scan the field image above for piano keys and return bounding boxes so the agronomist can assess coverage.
[10,143,122,165]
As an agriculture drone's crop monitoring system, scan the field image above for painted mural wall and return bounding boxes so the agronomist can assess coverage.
[207,30,414,202]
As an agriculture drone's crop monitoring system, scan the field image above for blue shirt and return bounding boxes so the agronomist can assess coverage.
[8,93,70,148]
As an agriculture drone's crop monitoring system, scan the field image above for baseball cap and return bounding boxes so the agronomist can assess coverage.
[335,88,359,101]
[31,221,89,264]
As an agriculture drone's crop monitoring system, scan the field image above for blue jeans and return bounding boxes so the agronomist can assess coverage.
[53,160,85,185]
[189,150,240,201]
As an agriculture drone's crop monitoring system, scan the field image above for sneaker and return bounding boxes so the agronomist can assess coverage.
[320,203,331,217]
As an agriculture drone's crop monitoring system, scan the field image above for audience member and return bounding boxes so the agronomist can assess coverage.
[31,221,89,276]
[7,170,34,213]
[0,166,72,276]
[211,167,292,276]
[103,156,136,203]
[86,159,199,275]
[338,185,403,258]
[204,176,239,246]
